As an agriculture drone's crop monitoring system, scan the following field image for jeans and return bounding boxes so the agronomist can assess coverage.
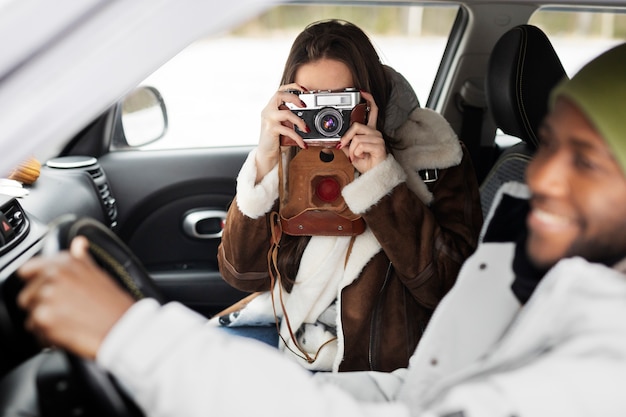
[220,325,279,347]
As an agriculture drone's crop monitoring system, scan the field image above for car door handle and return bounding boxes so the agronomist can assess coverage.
[182,209,227,239]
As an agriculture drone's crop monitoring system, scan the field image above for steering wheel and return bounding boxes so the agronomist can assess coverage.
[1,215,167,417]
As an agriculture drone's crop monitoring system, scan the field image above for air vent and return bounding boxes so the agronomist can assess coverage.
[0,198,29,255]
[46,156,118,228]
[86,165,118,228]
[86,166,104,179]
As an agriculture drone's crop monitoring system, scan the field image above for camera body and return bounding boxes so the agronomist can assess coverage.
[284,88,367,146]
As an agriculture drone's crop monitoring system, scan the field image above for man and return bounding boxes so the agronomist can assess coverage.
[15,43,626,416]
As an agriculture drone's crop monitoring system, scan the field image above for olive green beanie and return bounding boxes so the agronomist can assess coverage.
[550,42,626,171]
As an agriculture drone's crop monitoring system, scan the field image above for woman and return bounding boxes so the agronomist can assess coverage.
[216,19,482,372]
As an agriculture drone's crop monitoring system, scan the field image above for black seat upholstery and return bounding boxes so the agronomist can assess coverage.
[479,24,567,220]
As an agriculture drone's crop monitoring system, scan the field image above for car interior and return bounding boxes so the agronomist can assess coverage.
[479,23,567,221]
[0,0,624,414]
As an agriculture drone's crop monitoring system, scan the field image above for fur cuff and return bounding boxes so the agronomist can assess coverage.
[342,154,406,214]
[235,148,279,219]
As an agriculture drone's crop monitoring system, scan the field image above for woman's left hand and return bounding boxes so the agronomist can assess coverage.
[336,91,386,174]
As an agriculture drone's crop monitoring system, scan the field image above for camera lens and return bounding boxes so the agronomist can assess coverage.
[315,108,343,137]
[321,115,337,132]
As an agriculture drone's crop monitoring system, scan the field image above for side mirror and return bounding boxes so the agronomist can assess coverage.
[115,86,168,148]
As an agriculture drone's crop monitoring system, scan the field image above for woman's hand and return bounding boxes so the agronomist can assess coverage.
[256,83,310,182]
[336,91,387,174]
[17,236,135,360]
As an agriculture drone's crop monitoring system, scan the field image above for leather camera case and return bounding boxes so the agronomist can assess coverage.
[278,147,365,236]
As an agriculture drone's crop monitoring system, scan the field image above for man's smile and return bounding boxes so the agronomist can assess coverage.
[528,206,577,233]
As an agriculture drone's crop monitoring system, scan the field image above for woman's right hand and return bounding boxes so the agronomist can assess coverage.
[256,84,310,182]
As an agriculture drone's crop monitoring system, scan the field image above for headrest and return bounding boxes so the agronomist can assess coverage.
[486,25,567,149]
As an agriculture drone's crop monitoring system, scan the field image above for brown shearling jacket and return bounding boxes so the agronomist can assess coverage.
[217,108,483,372]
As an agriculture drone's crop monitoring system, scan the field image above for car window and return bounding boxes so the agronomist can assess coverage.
[122,4,459,150]
[530,8,626,75]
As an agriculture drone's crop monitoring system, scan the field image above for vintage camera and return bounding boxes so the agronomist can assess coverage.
[283,88,368,146]
[277,88,368,236]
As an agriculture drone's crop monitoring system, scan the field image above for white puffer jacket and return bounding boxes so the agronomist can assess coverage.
[97,182,626,417]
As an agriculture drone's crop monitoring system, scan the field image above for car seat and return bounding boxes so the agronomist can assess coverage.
[479,24,567,220]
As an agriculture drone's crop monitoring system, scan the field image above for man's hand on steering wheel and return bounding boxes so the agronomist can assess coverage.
[17,236,135,360]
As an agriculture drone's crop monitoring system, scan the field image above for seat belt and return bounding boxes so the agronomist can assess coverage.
[457,78,488,182]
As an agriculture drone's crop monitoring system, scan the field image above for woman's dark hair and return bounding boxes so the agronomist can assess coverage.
[277,20,391,287]
[280,19,390,135]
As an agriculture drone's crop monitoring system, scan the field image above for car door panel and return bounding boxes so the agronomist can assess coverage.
[98,147,253,317]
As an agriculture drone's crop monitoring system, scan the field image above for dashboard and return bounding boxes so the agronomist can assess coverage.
[0,155,119,376]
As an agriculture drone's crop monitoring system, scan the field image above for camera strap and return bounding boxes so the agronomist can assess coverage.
[267,211,350,364]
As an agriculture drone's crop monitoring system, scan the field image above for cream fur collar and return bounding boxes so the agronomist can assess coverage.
[389,107,463,204]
